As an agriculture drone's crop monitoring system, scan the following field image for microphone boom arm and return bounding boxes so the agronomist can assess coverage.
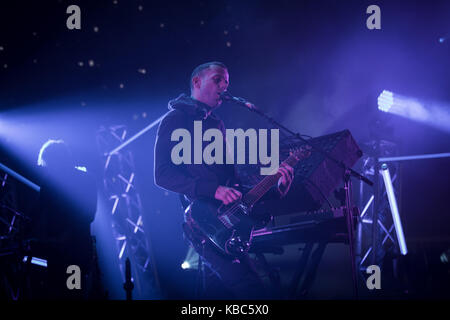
[221,92,372,186]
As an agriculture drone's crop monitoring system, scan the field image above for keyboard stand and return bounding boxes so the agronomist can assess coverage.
[290,241,328,299]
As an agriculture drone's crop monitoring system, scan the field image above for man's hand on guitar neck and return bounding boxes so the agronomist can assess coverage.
[214,162,294,205]
[214,185,242,205]
[277,162,294,197]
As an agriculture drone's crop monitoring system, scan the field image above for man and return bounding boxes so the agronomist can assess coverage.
[154,62,294,299]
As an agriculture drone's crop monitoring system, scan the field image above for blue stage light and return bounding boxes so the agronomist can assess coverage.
[380,164,408,255]
[23,256,48,268]
[377,90,394,112]
[108,113,168,156]
[75,166,87,172]
[379,152,450,162]
[377,90,450,133]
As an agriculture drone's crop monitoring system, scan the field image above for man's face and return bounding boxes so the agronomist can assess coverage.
[192,66,229,108]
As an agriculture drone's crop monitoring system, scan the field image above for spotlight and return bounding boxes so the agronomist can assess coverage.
[181,247,199,270]
[380,163,408,255]
[377,90,450,133]
[23,256,47,268]
[108,113,167,156]
[377,90,394,112]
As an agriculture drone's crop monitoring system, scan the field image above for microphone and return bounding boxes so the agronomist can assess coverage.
[219,92,258,110]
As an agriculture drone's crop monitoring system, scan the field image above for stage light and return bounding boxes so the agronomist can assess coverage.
[75,166,87,172]
[377,90,394,112]
[380,163,408,255]
[23,256,47,268]
[181,247,199,270]
[108,113,167,156]
[377,90,450,133]
[379,152,450,162]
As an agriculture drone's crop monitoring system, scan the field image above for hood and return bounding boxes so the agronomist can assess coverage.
[168,93,217,119]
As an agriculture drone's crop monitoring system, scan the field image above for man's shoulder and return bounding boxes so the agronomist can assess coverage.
[162,108,187,121]
[160,109,192,126]
[157,109,193,135]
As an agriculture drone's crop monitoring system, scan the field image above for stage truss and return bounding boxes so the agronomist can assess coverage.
[356,140,404,282]
[96,125,160,299]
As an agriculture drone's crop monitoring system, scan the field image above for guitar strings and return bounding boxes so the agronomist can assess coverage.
[219,152,302,221]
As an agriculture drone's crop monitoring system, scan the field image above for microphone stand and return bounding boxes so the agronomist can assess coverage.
[230,100,373,299]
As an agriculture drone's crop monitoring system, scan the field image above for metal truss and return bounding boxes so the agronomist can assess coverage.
[0,171,19,241]
[355,140,403,278]
[0,166,32,300]
[0,167,32,250]
[96,125,160,299]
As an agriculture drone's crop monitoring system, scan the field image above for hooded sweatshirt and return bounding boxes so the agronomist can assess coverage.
[154,94,236,201]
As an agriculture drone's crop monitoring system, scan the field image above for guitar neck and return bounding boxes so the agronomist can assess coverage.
[243,155,298,207]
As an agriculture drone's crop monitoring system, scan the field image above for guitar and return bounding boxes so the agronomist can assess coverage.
[184,146,311,257]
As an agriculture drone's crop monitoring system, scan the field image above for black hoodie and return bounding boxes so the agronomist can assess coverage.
[154,94,236,201]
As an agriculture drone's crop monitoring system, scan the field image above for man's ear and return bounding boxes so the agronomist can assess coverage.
[192,75,201,89]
